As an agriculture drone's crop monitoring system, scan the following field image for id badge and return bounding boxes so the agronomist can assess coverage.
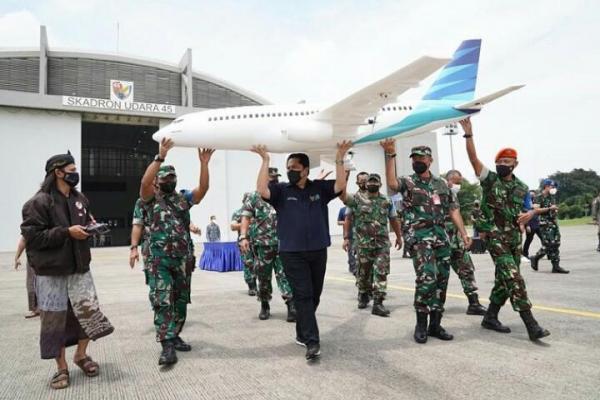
[432,193,441,205]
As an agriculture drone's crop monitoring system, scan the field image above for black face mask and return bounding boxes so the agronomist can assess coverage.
[62,171,80,187]
[287,170,302,185]
[367,185,380,193]
[159,181,177,193]
[496,165,514,178]
[412,161,428,174]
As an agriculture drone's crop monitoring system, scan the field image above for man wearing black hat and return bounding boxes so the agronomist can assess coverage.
[21,152,114,389]
[343,173,402,316]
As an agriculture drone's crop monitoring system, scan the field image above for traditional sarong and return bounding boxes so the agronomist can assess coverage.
[36,271,113,359]
[26,263,37,312]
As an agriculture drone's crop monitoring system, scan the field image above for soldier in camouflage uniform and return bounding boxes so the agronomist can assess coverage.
[445,170,487,315]
[240,168,296,322]
[381,141,472,344]
[342,172,369,276]
[344,173,402,317]
[461,117,550,341]
[130,198,151,284]
[592,193,600,252]
[530,179,569,273]
[139,138,214,365]
[231,200,257,295]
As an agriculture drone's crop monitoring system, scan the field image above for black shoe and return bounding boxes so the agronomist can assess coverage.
[427,311,454,341]
[305,343,321,360]
[258,301,270,320]
[357,293,370,309]
[551,261,570,274]
[173,336,192,352]
[481,302,511,333]
[520,310,550,341]
[286,300,296,323]
[371,301,390,317]
[295,337,307,347]
[414,311,428,344]
[158,339,178,365]
[466,293,487,316]
[530,254,541,271]
[247,281,257,296]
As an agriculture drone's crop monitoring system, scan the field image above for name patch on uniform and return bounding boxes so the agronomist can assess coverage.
[286,196,298,201]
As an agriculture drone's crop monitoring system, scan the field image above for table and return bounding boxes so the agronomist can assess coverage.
[198,241,243,272]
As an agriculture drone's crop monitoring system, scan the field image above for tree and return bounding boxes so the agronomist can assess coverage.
[456,177,482,224]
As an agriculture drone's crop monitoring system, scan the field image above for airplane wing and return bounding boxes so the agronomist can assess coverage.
[315,56,450,137]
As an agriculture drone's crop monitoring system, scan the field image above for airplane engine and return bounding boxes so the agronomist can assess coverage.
[284,120,333,143]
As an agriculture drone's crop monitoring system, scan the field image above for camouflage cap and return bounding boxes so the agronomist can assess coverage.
[410,146,432,158]
[157,165,177,178]
[367,173,382,183]
[268,167,281,177]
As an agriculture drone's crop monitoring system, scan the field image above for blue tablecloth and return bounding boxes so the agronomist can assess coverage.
[198,241,243,272]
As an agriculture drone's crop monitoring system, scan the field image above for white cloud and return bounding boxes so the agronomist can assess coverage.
[0,10,41,48]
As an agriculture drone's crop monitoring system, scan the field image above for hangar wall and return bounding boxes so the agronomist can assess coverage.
[0,107,82,251]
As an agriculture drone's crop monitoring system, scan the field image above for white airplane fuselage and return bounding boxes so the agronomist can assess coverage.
[153,102,446,153]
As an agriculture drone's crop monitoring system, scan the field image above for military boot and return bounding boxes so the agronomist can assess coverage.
[427,311,454,340]
[173,336,192,352]
[247,281,257,296]
[158,339,178,365]
[286,299,296,322]
[371,300,390,317]
[529,253,542,271]
[466,293,487,315]
[357,293,370,309]
[414,312,428,344]
[258,301,270,320]
[551,261,570,274]
[520,310,550,341]
[596,236,600,252]
[481,302,511,333]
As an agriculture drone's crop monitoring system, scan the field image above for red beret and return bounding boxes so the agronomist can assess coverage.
[495,148,518,162]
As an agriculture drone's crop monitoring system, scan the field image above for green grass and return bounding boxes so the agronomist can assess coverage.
[558,216,593,226]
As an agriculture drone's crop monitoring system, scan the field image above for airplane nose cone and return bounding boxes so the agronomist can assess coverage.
[152,129,165,143]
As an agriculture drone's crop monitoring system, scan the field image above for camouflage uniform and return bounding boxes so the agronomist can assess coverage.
[346,191,397,302]
[144,166,196,342]
[241,191,293,302]
[396,174,456,313]
[533,192,561,262]
[473,167,532,312]
[591,196,600,250]
[445,207,479,296]
[132,198,151,284]
[231,208,256,287]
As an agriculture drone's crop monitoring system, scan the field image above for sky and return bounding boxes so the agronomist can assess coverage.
[1,0,599,187]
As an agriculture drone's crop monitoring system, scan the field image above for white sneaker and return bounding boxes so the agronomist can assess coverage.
[521,256,530,263]
[295,337,307,347]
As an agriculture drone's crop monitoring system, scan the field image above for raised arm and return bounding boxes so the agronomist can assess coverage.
[334,141,353,195]
[192,148,215,204]
[251,145,271,200]
[459,118,484,177]
[140,138,173,201]
[380,138,399,191]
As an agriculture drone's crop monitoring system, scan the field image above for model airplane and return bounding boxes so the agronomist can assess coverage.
[153,39,523,163]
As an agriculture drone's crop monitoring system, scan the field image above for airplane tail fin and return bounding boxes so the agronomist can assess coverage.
[422,39,481,102]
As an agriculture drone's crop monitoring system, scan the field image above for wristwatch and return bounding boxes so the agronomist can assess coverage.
[154,154,165,163]
[238,235,248,242]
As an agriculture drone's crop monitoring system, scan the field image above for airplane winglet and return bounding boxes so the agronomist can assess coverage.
[453,84,525,111]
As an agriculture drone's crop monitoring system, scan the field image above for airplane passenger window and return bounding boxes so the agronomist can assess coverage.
[249,114,253,118]
[219,117,223,120]
[284,113,287,116]
[294,112,298,116]
[255,114,259,117]
[278,113,282,117]
[208,118,211,121]
[261,114,265,117]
